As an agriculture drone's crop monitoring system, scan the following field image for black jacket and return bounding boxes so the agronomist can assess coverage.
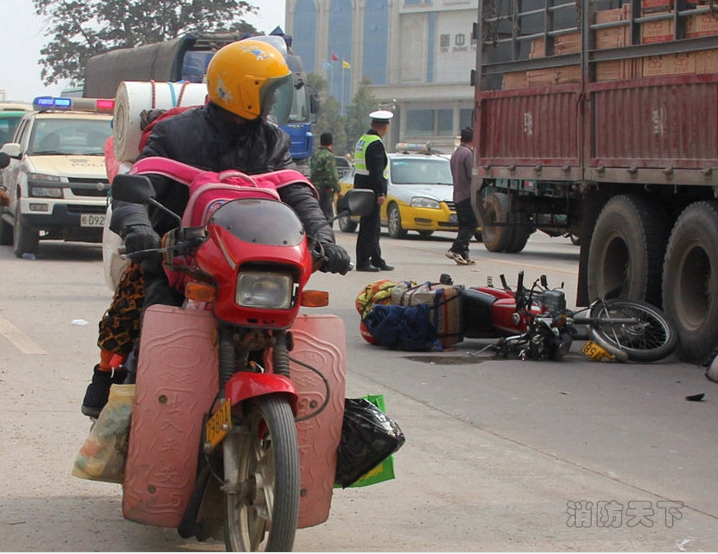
[111,102,334,245]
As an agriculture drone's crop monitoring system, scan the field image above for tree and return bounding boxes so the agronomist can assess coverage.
[33,0,259,86]
[344,78,380,154]
[308,73,348,156]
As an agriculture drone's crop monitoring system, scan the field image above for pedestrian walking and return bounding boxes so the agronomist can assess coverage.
[354,110,394,272]
[309,132,342,223]
[445,127,478,265]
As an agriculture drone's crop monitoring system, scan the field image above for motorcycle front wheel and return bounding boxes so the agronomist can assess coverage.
[223,395,300,552]
[587,299,678,362]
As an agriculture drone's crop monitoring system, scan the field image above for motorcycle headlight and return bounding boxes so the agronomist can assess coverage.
[411,197,440,209]
[236,271,294,309]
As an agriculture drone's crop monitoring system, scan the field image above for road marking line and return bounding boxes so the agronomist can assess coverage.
[0,314,47,355]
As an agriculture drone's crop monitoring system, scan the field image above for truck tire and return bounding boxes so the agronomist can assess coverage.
[662,201,718,364]
[13,201,39,257]
[481,191,513,252]
[587,194,669,307]
[506,213,532,253]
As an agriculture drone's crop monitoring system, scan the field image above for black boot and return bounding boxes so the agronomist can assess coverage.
[81,364,127,418]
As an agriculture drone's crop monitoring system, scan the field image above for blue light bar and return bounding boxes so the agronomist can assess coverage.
[33,96,72,110]
[31,96,114,113]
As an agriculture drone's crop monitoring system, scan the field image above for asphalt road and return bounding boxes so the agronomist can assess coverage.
[1,229,717,551]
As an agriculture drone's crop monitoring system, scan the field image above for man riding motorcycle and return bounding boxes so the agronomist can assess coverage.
[81,39,351,418]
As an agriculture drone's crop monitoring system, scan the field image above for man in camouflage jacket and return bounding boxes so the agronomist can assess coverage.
[310,132,342,222]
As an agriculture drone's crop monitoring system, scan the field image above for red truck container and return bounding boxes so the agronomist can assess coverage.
[471,0,718,364]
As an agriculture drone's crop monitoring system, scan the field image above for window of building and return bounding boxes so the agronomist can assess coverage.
[328,0,354,110]
[460,108,473,130]
[438,109,453,136]
[293,0,318,73]
[406,109,435,137]
[363,0,389,85]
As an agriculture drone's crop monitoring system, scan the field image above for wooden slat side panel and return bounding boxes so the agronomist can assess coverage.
[591,80,718,167]
[478,89,581,165]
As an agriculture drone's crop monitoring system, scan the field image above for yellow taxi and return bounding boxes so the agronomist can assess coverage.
[337,143,464,238]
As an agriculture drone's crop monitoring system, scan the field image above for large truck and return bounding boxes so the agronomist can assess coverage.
[470,0,718,364]
[82,30,318,161]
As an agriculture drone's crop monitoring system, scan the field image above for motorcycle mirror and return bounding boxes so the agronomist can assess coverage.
[0,152,10,169]
[112,173,183,229]
[334,189,375,220]
[112,174,156,204]
[541,275,548,288]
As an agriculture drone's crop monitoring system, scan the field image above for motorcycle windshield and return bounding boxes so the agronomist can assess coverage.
[211,198,305,246]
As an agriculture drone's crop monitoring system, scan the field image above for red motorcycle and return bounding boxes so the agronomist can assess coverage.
[98,159,374,551]
[459,272,677,362]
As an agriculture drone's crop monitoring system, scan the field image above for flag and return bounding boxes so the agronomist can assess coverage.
[332,52,338,61]
[323,61,331,69]
[342,59,351,69]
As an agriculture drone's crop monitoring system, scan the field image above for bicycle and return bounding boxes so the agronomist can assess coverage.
[492,272,677,363]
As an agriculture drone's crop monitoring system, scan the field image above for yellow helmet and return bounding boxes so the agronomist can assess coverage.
[206,39,293,123]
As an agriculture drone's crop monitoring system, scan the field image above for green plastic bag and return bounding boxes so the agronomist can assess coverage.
[335,394,405,488]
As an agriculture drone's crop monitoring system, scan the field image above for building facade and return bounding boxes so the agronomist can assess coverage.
[286,0,478,152]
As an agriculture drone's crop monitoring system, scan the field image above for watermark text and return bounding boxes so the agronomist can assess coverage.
[566,500,683,528]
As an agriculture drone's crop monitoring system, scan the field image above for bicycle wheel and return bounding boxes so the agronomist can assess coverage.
[587,299,677,362]
[223,395,300,552]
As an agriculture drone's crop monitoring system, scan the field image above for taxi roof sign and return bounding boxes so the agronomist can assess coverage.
[394,141,443,155]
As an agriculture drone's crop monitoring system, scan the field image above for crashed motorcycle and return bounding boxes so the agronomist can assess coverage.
[459,271,677,362]
[81,159,374,551]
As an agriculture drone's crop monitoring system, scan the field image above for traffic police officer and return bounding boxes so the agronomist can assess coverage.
[354,110,394,272]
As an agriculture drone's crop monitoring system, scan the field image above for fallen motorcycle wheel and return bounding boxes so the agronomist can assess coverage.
[223,396,300,552]
[587,299,678,362]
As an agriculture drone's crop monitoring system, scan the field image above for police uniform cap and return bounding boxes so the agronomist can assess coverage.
[370,110,394,124]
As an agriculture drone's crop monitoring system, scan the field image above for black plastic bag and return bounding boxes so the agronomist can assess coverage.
[335,397,406,488]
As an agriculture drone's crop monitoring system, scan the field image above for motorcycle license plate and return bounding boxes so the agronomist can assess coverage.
[581,340,612,361]
[80,213,105,227]
[206,399,232,450]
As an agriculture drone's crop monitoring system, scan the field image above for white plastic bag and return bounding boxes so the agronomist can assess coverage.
[72,384,135,483]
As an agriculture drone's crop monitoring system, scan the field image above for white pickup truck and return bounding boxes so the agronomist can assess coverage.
[0,96,113,257]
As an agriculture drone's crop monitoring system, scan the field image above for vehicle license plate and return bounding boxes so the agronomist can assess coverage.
[581,340,612,361]
[205,399,232,450]
[80,213,105,227]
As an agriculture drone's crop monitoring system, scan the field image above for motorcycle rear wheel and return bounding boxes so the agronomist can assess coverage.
[223,396,300,552]
[587,299,677,362]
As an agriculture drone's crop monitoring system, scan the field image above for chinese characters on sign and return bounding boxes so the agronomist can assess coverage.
[566,500,683,528]
[439,32,477,54]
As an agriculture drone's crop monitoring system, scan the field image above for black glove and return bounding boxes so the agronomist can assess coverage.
[320,242,352,275]
[124,224,160,258]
